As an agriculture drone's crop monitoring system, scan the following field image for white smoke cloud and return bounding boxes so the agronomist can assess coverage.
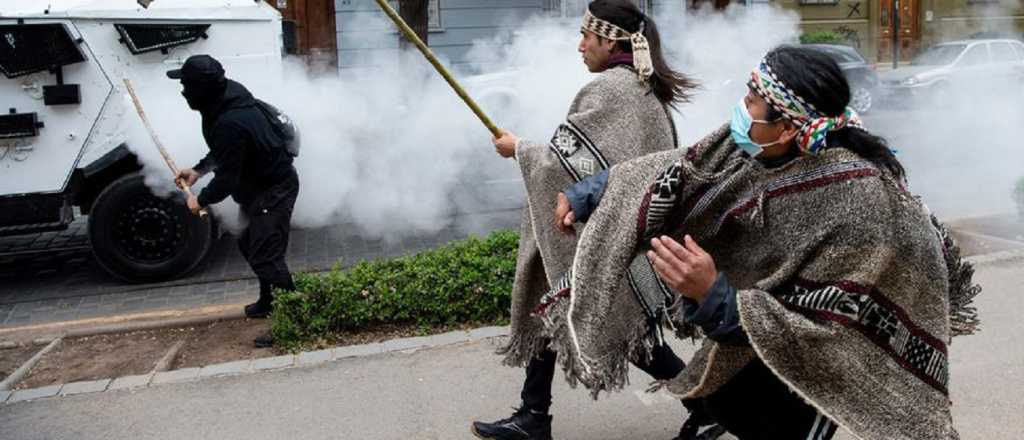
[875,2,1024,219]
[124,3,1022,237]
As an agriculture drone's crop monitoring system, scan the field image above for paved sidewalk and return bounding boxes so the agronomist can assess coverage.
[0,259,1021,439]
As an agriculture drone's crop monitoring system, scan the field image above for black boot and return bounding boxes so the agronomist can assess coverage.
[245,283,274,319]
[253,332,274,348]
[471,407,552,440]
[674,413,727,440]
[244,300,273,318]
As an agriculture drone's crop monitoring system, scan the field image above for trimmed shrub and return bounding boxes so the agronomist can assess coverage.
[270,230,519,350]
[800,31,845,45]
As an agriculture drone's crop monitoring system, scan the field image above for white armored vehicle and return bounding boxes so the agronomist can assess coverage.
[0,0,283,282]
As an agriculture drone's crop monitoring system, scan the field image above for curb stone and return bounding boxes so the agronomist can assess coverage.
[334,342,383,359]
[253,355,295,371]
[382,336,430,352]
[427,330,472,347]
[199,360,252,378]
[967,249,1024,266]
[151,368,200,385]
[108,373,153,391]
[1,324,511,405]
[60,379,110,396]
[8,384,61,403]
[297,349,334,366]
[468,326,509,340]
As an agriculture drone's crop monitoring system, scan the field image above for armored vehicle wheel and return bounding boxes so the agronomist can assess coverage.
[88,173,216,283]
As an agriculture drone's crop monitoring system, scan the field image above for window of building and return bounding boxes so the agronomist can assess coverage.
[428,0,442,30]
[548,0,649,17]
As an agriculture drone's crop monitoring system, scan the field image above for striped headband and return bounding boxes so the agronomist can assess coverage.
[747,60,864,155]
[581,10,654,82]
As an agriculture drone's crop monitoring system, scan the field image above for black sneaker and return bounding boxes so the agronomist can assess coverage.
[253,332,274,348]
[244,301,273,319]
[471,407,552,440]
[674,413,727,440]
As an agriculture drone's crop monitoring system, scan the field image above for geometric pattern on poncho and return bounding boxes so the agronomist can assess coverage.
[778,279,950,395]
[638,160,683,240]
[548,122,609,183]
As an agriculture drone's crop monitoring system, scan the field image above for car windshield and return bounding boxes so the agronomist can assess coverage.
[912,44,966,66]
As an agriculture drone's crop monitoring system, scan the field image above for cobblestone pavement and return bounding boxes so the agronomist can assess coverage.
[0,184,524,329]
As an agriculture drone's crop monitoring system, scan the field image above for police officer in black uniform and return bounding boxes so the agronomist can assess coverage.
[168,55,299,347]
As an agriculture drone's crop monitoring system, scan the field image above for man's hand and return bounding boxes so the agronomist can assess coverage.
[493,129,519,159]
[186,194,203,216]
[647,235,717,303]
[176,168,202,189]
[554,192,576,234]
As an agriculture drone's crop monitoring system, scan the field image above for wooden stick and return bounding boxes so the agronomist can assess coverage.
[122,79,208,218]
[372,0,502,138]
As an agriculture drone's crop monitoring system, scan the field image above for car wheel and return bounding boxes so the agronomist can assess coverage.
[88,172,217,283]
[850,86,873,114]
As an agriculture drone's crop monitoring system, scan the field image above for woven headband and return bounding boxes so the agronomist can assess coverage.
[748,60,864,155]
[581,10,653,82]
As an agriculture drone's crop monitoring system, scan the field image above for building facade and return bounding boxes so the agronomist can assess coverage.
[273,0,1024,70]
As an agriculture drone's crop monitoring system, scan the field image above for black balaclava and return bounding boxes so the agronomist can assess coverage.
[181,79,227,112]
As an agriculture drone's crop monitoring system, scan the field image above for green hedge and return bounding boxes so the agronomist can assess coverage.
[799,31,846,45]
[270,230,519,350]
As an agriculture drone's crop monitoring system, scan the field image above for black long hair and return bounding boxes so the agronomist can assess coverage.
[763,46,905,180]
[587,0,698,108]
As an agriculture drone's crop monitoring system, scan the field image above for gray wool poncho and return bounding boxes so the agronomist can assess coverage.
[538,125,980,440]
[499,65,679,367]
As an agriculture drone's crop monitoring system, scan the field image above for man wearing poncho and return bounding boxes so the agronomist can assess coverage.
[471,2,722,440]
[544,46,980,439]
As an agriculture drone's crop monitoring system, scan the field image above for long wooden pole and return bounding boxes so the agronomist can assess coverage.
[123,78,208,218]
[372,0,502,137]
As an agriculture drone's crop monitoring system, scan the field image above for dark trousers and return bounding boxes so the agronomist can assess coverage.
[695,358,838,440]
[520,342,686,414]
[237,172,300,303]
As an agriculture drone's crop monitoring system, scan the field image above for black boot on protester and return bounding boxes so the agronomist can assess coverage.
[253,332,274,348]
[674,413,727,440]
[245,280,278,319]
[471,407,552,440]
[244,300,273,318]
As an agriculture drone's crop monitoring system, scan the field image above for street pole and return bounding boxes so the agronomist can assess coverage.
[892,0,900,69]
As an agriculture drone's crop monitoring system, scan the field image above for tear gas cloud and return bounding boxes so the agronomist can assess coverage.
[879,0,1024,219]
[124,2,1020,241]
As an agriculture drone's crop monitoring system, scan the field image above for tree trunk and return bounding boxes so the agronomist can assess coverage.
[399,0,429,48]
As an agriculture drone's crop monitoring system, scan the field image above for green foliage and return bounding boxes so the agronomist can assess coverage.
[799,31,846,45]
[270,230,519,350]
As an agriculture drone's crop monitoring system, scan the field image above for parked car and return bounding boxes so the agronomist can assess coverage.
[803,44,879,114]
[879,39,1024,104]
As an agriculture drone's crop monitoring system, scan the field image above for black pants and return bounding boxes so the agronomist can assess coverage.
[695,358,838,440]
[237,172,300,303]
[520,342,686,414]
